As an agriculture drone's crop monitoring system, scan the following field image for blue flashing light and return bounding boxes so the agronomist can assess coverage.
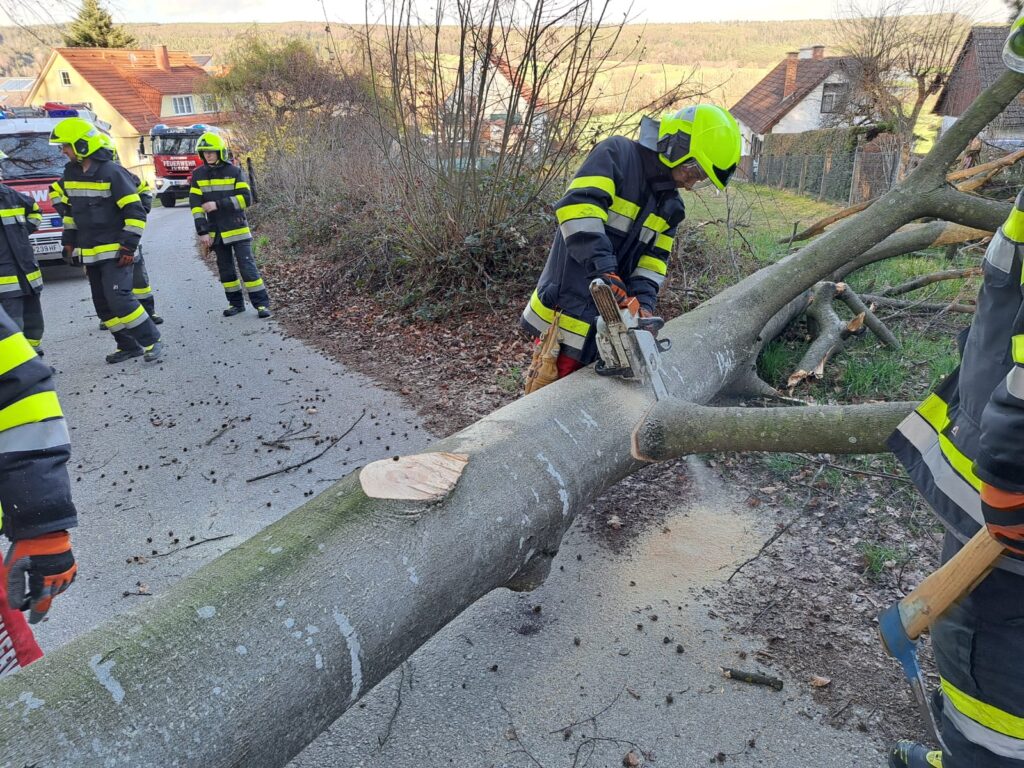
[46,108,79,118]
[50,217,61,228]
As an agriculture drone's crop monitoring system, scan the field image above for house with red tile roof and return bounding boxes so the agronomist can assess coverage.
[730,46,857,159]
[26,45,224,181]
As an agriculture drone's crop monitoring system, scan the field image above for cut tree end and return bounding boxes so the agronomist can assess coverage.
[360,452,470,500]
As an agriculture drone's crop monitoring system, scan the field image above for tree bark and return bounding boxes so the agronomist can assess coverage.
[832,222,992,281]
[0,49,1019,768]
[631,401,917,462]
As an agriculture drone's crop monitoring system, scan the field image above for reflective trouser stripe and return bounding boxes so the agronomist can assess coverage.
[942,680,1024,759]
[25,338,40,349]
[0,391,63,433]
[0,332,40,376]
[244,279,264,291]
[521,290,588,352]
[223,280,242,293]
[122,305,148,329]
[132,286,152,299]
[895,411,983,524]
[0,418,69,454]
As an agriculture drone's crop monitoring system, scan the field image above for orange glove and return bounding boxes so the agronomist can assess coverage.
[981,483,1024,557]
[601,272,631,308]
[5,531,77,624]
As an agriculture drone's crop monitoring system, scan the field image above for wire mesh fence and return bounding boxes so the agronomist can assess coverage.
[746,150,902,205]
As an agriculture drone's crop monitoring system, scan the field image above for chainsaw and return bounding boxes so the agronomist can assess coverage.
[589,278,672,400]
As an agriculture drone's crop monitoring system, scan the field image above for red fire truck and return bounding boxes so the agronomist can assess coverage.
[144,123,223,208]
[0,103,109,265]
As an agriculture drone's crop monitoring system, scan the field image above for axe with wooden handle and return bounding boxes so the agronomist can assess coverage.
[877,528,1005,752]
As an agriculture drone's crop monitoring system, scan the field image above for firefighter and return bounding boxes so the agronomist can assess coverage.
[0,302,78,673]
[0,151,46,355]
[189,133,271,318]
[887,189,1024,768]
[49,118,162,363]
[520,104,740,382]
[52,141,164,328]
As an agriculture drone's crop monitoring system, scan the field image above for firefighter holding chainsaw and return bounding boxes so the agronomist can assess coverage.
[521,105,741,391]
[885,25,1024,768]
[0,302,78,675]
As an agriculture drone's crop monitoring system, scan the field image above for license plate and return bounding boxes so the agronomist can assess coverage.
[33,242,62,254]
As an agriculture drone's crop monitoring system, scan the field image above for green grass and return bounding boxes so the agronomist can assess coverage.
[858,541,909,578]
[497,366,523,394]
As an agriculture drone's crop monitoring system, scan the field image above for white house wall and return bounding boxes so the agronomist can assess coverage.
[772,72,850,134]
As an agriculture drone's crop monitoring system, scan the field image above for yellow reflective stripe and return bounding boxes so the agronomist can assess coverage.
[197,178,237,186]
[116,194,141,208]
[24,270,41,283]
[189,187,202,195]
[1014,335,1024,364]
[609,196,640,221]
[124,218,146,230]
[1005,207,1024,242]
[0,332,40,376]
[132,287,150,295]
[220,227,251,238]
[222,280,241,289]
[555,203,608,224]
[0,207,23,216]
[236,195,247,210]
[0,276,17,285]
[235,181,250,190]
[528,290,590,337]
[0,391,63,433]
[191,207,204,215]
[121,305,145,325]
[568,175,615,197]
[637,255,668,276]
[654,234,673,252]
[62,216,75,227]
[25,338,40,348]
[64,181,110,191]
[643,213,671,233]
[942,678,1024,739]
[244,279,264,289]
[81,243,120,256]
[917,394,982,491]
[27,212,42,221]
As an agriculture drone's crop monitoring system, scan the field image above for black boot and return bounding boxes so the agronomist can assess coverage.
[889,740,942,768]
[149,314,164,325]
[256,306,272,319]
[106,347,144,364]
[223,305,245,317]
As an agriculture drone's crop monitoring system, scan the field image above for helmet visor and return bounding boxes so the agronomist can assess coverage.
[712,162,737,188]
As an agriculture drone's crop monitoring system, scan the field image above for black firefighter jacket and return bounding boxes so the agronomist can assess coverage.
[0,184,43,298]
[889,191,1024,575]
[521,121,685,364]
[189,161,252,244]
[0,304,76,541]
[59,149,148,265]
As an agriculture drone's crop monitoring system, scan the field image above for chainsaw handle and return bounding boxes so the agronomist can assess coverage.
[897,527,1004,640]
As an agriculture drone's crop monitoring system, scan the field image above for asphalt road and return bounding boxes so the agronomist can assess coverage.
[30,207,884,767]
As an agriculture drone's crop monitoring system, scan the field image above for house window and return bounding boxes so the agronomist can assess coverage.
[59,70,71,87]
[171,95,194,115]
[200,94,218,113]
[821,83,847,114]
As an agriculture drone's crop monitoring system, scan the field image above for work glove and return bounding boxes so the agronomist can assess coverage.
[5,531,77,624]
[601,272,631,308]
[117,247,135,267]
[981,483,1024,557]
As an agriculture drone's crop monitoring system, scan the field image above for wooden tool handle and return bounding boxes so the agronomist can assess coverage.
[899,528,1005,640]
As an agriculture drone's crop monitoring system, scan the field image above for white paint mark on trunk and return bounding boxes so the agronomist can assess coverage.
[89,655,125,704]
[578,409,599,428]
[333,609,363,703]
[536,453,570,516]
[552,418,580,446]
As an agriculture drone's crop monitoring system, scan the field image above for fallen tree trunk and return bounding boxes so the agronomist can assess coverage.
[631,401,916,462]
[0,55,1020,768]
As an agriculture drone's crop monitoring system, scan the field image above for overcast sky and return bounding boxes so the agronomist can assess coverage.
[3,0,1012,27]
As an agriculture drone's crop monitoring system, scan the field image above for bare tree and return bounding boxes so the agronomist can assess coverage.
[834,0,970,171]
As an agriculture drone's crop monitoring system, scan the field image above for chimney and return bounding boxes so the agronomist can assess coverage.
[154,45,170,72]
[783,52,798,100]
[812,45,826,60]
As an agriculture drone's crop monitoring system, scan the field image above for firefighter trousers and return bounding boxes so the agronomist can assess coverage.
[932,532,1024,766]
[132,252,156,317]
[87,260,160,352]
[0,292,43,351]
[213,239,270,310]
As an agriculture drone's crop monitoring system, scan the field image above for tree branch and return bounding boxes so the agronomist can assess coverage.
[631,401,917,463]
[832,222,991,281]
[879,267,981,297]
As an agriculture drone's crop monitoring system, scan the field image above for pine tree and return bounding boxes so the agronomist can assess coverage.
[62,0,138,48]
